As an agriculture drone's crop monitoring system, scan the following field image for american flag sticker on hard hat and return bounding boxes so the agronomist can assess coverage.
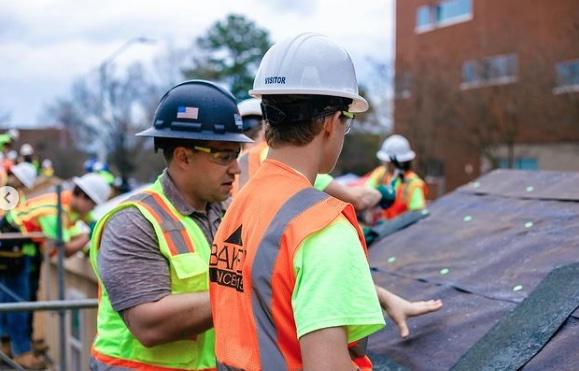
[177,106,199,120]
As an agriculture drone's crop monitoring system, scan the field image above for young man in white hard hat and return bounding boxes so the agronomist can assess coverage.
[210,33,442,371]
[235,98,383,211]
[0,173,109,369]
[369,134,427,220]
[89,80,251,370]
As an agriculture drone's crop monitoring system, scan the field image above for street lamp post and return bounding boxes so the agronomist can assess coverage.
[97,36,156,172]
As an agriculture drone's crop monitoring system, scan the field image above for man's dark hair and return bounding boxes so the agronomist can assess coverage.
[261,95,352,147]
[72,185,91,201]
[154,138,208,163]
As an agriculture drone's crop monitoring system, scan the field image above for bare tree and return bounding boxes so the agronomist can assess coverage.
[47,62,162,184]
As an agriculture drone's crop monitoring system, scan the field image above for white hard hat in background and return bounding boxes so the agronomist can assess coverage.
[11,162,37,189]
[238,98,262,118]
[377,134,416,163]
[250,33,369,113]
[7,129,19,140]
[42,159,53,168]
[20,143,34,156]
[7,151,17,161]
[72,173,111,205]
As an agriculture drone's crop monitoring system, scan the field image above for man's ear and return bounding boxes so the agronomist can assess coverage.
[173,147,190,167]
[323,111,342,136]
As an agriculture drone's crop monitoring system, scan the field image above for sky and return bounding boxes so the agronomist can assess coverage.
[0,0,395,127]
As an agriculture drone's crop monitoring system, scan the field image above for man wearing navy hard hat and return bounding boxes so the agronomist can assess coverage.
[89,80,252,370]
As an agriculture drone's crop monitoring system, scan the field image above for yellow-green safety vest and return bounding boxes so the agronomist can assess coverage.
[90,178,216,370]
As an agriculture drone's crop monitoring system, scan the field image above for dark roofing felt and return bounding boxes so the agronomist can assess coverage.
[367,169,579,370]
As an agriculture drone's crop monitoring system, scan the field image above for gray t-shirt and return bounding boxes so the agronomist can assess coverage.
[97,170,223,313]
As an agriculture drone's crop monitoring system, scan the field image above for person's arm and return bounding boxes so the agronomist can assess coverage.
[123,292,212,347]
[300,327,353,371]
[293,216,385,369]
[375,285,442,338]
[324,181,381,211]
[64,234,89,257]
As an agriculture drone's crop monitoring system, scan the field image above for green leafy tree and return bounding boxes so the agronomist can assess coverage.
[183,14,272,99]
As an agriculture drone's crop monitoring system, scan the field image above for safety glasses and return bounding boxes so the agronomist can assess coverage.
[341,111,355,134]
[192,145,241,166]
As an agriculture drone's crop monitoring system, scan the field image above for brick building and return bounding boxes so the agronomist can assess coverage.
[394,0,579,193]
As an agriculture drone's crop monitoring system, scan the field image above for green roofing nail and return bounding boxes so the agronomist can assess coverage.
[513,285,523,292]
[387,257,396,264]
[463,215,472,222]
[526,186,534,192]
[525,222,534,229]
[440,268,450,275]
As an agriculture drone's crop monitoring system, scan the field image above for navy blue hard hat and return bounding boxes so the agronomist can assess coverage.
[137,80,253,143]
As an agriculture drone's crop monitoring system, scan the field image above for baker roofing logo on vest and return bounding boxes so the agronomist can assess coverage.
[209,224,245,292]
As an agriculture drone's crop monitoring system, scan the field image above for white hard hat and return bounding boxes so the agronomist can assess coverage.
[250,33,369,113]
[11,162,37,189]
[377,134,416,163]
[20,143,34,156]
[238,98,262,117]
[42,159,53,168]
[7,150,17,161]
[92,161,105,172]
[7,129,19,140]
[72,173,111,205]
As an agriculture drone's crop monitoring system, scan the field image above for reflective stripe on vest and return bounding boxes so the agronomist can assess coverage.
[9,191,74,231]
[251,188,329,370]
[90,178,216,370]
[130,190,196,256]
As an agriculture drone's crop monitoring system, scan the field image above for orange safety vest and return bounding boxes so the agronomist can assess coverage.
[210,159,374,371]
[384,171,427,219]
[9,190,76,237]
[232,141,269,195]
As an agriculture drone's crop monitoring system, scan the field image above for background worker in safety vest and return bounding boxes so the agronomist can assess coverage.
[89,80,251,370]
[5,162,38,206]
[235,98,382,211]
[0,172,107,369]
[0,162,39,367]
[210,33,442,371]
[371,134,427,220]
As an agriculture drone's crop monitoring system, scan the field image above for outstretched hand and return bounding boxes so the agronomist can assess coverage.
[376,286,443,338]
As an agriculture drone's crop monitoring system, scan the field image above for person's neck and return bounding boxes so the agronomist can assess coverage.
[166,168,207,212]
[267,142,321,185]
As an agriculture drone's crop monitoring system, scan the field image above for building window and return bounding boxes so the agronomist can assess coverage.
[554,59,579,94]
[416,0,472,33]
[461,54,518,89]
[498,158,539,170]
[395,72,413,99]
[416,6,433,29]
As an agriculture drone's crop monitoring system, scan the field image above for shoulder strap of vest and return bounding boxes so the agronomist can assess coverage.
[250,187,331,370]
[126,187,196,257]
